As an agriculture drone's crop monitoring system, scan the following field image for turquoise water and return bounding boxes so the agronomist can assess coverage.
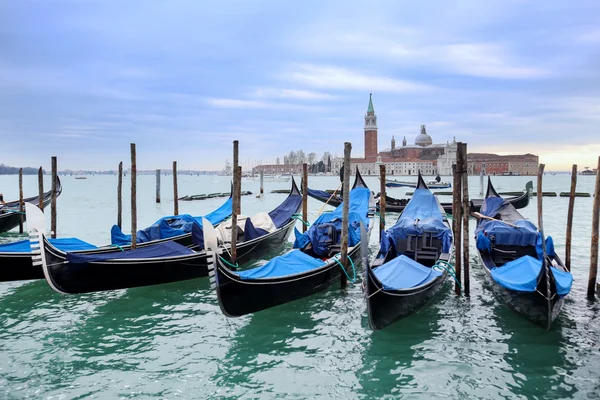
[1,174,599,399]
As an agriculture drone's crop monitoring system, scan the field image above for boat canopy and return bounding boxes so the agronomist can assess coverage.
[373,254,442,290]
[0,237,97,253]
[66,241,194,264]
[479,196,507,218]
[475,219,538,248]
[235,249,327,280]
[111,197,232,245]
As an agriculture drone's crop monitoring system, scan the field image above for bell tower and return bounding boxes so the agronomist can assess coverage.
[364,93,378,159]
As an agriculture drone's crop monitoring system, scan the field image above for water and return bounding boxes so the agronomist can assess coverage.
[1,174,599,399]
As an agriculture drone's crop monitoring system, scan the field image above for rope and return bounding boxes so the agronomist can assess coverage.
[374,212,385,227]
[444,213,454,220]
[291,214,310,227]
[219,255,239,270]
[109,244,125,252]
[332,254,356,283]
[433,259,462,288]
[317,182,343,216]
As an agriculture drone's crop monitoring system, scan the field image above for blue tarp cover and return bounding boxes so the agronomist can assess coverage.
[383,188,452,254]
[490,255,542,292]
[235,249,327,280]
[0,238,97,253]
[480,196,506,218]
[475,219,538,247]
[111,197,232,245]
[373,254,442,290]
[307,188,341,202]
[268,190,302,229]
[66,241,194,264]
[551,267,573,296]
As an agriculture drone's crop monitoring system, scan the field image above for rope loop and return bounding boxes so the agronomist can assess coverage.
[332,254,357,283]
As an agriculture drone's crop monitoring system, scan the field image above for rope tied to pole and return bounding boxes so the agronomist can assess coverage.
[433,259,462,288]
[219,255,239,270]
[291,213,310,227]
[332,254,356,283]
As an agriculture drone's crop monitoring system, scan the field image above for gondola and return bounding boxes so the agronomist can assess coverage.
[0,192,233,282]
[385,178,451,189]
[474,177,573,329]
[308,181,532,214]
[364,173,453,330]
[26,179,302,293]
[206,168,376,317]
[0,176,62,233]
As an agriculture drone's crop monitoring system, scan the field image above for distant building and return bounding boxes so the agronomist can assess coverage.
[252,164,303,175]
[331,94,458,176]
[467,153,539,176]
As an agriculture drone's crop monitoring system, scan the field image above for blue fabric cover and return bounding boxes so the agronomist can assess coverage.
[307,188,341,203]
[111,197,232,245]
[373,254,442,290]
[490,255,542,292]
[66,241,194,264]
[243,218,269,241]
[475,219,538,247]
[235,249,327,280]
[476,231,491,252]
[551,267,573,296]
[268,190,302,228]
[383,188,452,254]
[0,238,97,253]
[480,196,506,218]
[536,235,556,260]
[293,187,371,256]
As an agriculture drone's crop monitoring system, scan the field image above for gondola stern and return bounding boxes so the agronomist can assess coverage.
[353,167,368,189]
[415,172,429,190]
[486,176,501,198]
[290,176,302,197]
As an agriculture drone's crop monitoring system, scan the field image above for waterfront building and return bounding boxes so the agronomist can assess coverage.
[467,153,539,176]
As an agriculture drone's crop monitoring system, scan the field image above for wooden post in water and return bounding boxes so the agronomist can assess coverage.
[38,167,44,211]
[302,163,308,233]
[18,168,24,234]
[379,164,386,242]
[173,161,179,216]
[155,169,161,203]
[233,140,240,215]
[340,142,352,288]
[260,170,264,197]
[51,156,57,239]
[452,162,462,295]
[117,161,123,229]
[587,156,600,298]
[479,168,484,197]
[130,144,137,250]
[537,163,552,328]
[231,141,240,263]
[565,164,577,272]
[460,143,470,296]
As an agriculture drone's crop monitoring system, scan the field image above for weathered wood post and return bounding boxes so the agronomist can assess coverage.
[565,164,577,272]
[460,143,470,296]
[130,144,137,250]
[51,156,57,239]
[302,163,308,233]
[379,164,386,242]
[18,168,24,233]
[231,140,239,262]
[260,170,264,197]
[340,142,352,288]
[117,161,123,229]
[173,161,179,216]
[452,162,462,295]
[587,156,600,298]
[479,168,484,197]
[38,167,44,211]
[155,169,161,203]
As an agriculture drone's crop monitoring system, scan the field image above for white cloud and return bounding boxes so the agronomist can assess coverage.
[204,97,322,111]
[251,88,337,100]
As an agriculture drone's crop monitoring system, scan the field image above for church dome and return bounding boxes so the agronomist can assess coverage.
[415,124,432,147]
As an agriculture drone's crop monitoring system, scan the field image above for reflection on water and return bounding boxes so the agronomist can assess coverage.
[0,175,599,398]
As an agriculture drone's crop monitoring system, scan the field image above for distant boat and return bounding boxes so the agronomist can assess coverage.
[580,168,596,176]
[75,177,87,180]
[385,178,451,189]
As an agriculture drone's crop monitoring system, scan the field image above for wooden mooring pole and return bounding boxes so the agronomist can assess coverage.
[452,163,462,295]
[117,161,123,229]
[130,144,137,250]
[37,167,44,211]
[340,142,352,288]
[51,156,57,239]
[18,168,23,234]
[302,163,308,233]
[565,164,577,272]
[379,164,386,242]
[173,161,179,216]
[155,169,161,203]
[260,170,264,197]
[231,140,239,263]
[460,143,470,296]
[587,156,600,298]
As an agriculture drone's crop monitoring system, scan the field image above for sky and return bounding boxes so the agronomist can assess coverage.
[1,0,599,172]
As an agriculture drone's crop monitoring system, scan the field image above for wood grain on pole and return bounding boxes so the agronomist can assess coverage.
[302,163,308,233]
[340,142,352,288]
[565,164,577,272]
[156,169,161,203]
[452,159,462,295]
[51,156,57,239]
[38,167,44,211]
[117,161,123,229]
[18,168,23,233]
[231,140,240,263]
[173,161,179,216]
[460,143,470,296]
[260,170,264,196]
[588,156,600,298]
[233,140,240,215]
[130,144,137,250]
[379,164,386,242]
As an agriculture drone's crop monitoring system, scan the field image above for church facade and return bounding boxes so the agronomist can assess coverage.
[331,94,458,176]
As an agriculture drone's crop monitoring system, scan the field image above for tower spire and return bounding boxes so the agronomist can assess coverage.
[367,93,374,114]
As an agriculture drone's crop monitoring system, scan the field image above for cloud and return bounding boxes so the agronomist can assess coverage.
[250,88,337,100]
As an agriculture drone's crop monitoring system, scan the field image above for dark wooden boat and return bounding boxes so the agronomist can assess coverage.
[0,190,234,283]
[207,168,376,317]
[364,173,453,330]
[0,176,62,233]
[474,177,572,329]
[385,178,451,189]
[26,179,302,294]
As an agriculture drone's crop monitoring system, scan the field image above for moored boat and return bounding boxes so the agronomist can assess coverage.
[385,178,451,189]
